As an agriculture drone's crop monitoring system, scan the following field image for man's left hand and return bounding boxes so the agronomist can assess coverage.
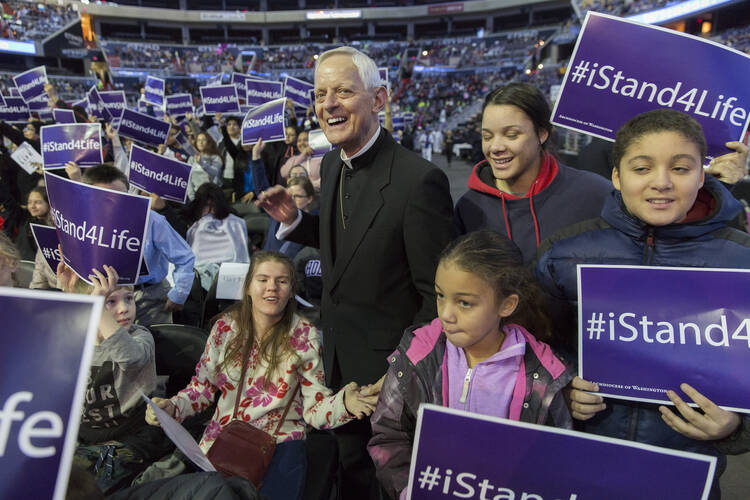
[659,383,741,441]
[706,141,748,185]
[163,298,184,312]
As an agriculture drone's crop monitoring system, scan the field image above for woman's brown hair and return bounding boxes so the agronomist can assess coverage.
[218,251,299,384]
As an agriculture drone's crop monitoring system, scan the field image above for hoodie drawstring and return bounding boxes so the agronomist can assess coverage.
[501,196,512,241]
[529,181,541,247]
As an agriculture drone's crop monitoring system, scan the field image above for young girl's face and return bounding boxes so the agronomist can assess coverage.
[27,191,49,218]
[196,134,208,153]
[613,130,704,227]
[481,104,548,191]
[248,260,293,325]
[435,262,517,359]
[105,288,136,329]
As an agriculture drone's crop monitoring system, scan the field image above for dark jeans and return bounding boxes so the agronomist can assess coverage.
[260,440,306,500]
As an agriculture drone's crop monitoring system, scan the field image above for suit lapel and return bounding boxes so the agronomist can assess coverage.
[329,133,394,289]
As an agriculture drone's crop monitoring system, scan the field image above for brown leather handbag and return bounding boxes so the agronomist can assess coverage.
[206,356,298,488]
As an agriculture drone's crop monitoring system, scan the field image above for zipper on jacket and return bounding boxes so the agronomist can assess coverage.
[642,228,655,265]
[459,368,473,404]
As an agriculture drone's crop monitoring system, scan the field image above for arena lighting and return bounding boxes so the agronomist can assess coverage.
[305,10,362,20]
[0,39,35,55]
[538,63,544,69]
[421,50,428,56]
[626,0,733,24]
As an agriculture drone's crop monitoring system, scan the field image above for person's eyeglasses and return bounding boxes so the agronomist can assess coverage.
[291,194,310,200]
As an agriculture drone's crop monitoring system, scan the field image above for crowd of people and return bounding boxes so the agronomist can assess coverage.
[1,16,750,500]
[0,0,78,41]
[573,0,673,18]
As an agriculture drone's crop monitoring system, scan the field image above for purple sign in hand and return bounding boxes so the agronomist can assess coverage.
[144,76,165,109]
[551,12,750,161]
[284,76,314,109]
[0,288,102,500]
[128,144,192,204]
[53,108,76,124]
[308,128,332,158]
[29,223,61,272]
[13,66,47,103]
[117,108,171,145]
[99,91,127,119]
[409,405,716,500]
[578,265,750,413]
[0,96,30,122]
[41,123,103,169]
[87,87,113,122]
[244,79,284,107]
[241,98,286,145]
[200,85,240,114]
[166,94,194,116]
[45,172,151,285]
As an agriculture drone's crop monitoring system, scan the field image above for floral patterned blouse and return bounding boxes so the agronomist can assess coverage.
[170,313,352,453]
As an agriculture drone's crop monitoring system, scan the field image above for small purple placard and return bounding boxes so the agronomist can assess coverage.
[41,123,103,169]
[144,76,165,109]
[99,91,126,119]
[53,108,76,124]
[13,65,47,103]
[0,96,30,122]
[241,98,286,145]
[29,223,61,272]
[200,85,240,114]
[284,76,314,109]
[128,144,192,204]
[117,108,170,145]
[166,94,193,116]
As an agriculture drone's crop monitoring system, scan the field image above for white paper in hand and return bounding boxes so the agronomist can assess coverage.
[141,393,216,472]
[11,142,43,174]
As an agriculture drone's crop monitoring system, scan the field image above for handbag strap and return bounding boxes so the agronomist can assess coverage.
[231,343,300,438]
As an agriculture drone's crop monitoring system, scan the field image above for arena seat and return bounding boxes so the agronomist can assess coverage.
[149,323,209,397]
[14,260,35,289]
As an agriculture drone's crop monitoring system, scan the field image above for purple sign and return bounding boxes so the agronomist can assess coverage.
[71,99,88,114]
[0,288,101,500]
[29,223,61,272]
[0,96,30,122]
[128,144,192,204]
[144,76,165,109]
[45,172,150,285]
[87,87,113,122]
[579,265,750,413]
[9,88,19,97]
[41,124,103,169]
[206,73,223,87]
[552,12,750,162]
[99,91,126,119]
[378,67,389,89]
[200,85,240,114]
[117,108,170,145]
[308,128,332,158]
[409,405,716,500]
[166,93,193,116]
[27,96,49,113]
[241,98,286,145]
[13,66,47,103]
[284,76,314,109]
[52,108,76,124]
[175,131,198,158]
[231,73,251,101]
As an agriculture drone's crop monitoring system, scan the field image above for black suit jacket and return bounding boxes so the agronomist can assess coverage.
[287,129,454,386]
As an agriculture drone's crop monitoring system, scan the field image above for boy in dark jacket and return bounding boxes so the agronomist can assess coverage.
[535,109,750,499]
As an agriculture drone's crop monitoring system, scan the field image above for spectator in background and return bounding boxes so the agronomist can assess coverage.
[185,183,249,290]
[187,132,223,202]
[16,187,52,261]
[279,130,322,191]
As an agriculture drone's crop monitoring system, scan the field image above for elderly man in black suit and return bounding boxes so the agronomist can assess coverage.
[258,46,454,499]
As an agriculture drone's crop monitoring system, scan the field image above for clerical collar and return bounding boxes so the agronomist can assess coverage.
[340,126,382,169]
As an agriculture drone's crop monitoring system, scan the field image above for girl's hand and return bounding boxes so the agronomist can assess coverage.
[157,144,167,155]
[252,138,265,161]
[357,374,385,406]
[706,141,748,185]
[565,376,606,421]
[89,265,118,297]
[65,161,82,182]
[145,397,176,426]
[659,383,741,441]
[343,382,376,420]
[56,245,78,293]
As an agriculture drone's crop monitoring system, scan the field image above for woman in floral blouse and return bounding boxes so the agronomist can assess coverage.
[146,251,374,499]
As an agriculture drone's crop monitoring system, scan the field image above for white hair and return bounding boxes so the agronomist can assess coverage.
[315,46,383,90]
